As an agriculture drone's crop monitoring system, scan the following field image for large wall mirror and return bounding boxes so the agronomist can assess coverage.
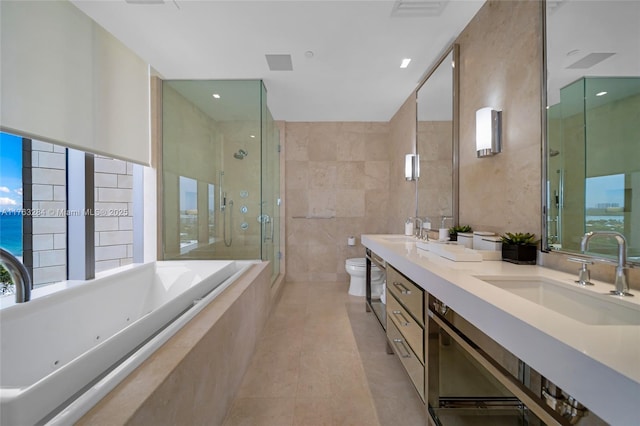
[416,44,459,227]
[544,1,640,263]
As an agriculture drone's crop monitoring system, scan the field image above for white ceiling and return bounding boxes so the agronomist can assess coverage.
[70,0,485,122]
[546,0,640,106]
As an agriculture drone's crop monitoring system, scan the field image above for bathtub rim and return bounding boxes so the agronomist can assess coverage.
[0,259,260,425]
[0,262,154,311]
[45,259,259,425]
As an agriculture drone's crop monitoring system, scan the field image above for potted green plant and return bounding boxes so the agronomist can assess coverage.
[500,232,539,264]
[448,225,472,242]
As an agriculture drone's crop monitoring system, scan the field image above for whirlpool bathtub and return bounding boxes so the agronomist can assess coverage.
[0,260,254,425]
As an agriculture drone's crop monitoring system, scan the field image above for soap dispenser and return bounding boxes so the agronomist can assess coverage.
[439,216,452,241]
[405,218,414,236]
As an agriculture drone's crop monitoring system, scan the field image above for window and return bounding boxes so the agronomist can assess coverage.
[0,132,23,258]
[0,132,25,293]
[179,176,198,254]
[1,133,68,287]
[1,130,145,292]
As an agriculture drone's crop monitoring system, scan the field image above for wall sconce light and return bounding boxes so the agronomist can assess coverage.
[476,107,502,158]
[405,154,420,181]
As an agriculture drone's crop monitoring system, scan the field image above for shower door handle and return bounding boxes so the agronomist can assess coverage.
[257,214,272,242]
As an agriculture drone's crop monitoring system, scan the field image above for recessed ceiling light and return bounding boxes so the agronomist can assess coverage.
[250,135,256,138]
[596,91,607,97]
[566,49,580,57]
[305,51,314,58]
[400,58,411,68]
[212,93,220,99]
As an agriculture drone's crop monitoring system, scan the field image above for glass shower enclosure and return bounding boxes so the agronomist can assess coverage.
[161,80,280,282]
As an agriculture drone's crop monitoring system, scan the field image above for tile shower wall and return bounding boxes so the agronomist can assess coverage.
[456,0,542,236]
[284,122,391,282]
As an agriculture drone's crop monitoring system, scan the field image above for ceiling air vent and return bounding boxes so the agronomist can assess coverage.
[567,53,616,69]
[390,0,449,17]
[265,54,293,71]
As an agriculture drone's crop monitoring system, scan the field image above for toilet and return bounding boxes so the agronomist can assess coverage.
[345,258,384,297]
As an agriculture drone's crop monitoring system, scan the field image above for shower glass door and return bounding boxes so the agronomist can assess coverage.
[261,83,281,283]
[161,79,280,271]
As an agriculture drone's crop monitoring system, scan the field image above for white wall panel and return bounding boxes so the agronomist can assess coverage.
[1,1,150,165]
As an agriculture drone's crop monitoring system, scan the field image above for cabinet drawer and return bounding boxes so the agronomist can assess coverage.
[387,291,424,363]
[387,319,425,402]
[387,265,424,324]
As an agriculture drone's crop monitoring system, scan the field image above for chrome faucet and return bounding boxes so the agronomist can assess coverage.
[414,217,424,239]
[0,248,31,303]
[580,231,633,297]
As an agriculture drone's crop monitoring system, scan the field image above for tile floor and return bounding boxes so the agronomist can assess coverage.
[222,281,428,426]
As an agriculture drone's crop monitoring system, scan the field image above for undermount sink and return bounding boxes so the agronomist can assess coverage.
[474,275,640,326]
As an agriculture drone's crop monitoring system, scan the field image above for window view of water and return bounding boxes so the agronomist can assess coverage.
[0,132,23,257]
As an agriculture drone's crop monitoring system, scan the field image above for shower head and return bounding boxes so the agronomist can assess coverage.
[233,149,248,160]
[549,149,560,157]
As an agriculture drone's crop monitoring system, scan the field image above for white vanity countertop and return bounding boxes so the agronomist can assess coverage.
[362,234,640,425]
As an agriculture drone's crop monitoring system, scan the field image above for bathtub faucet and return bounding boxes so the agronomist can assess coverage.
[0,248,31,303]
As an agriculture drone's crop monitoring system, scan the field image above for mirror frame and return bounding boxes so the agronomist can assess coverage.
[541,0,549,254]
[414,43,460,225]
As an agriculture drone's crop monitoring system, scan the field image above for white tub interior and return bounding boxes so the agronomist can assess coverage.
[0,260,255,425]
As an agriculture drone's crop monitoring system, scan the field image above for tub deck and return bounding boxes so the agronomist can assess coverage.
[0,260,250,425]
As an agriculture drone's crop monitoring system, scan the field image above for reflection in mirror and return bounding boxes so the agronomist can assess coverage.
[544,1,640,264]
[179,176,198,254]
[416,46,458,227]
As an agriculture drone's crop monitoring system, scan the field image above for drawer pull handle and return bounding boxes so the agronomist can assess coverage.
[392,338,412,358]
[392,310,410,326]
[392,281,411,295]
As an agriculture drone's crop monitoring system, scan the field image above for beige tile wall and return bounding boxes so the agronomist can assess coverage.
[417,120,454,223]
[285,122,389,282]
[387,96,419,234]
[456,0,543,237]
[282,0,544,285]
[283,0,636,286]
[283,97,416,282]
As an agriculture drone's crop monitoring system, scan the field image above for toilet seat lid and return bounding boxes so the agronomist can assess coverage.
[346,258,366,267]
[346,258,379,269]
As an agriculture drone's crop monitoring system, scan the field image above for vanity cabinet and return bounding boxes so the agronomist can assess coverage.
[363,235,619,425]
[385,264,426,401]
